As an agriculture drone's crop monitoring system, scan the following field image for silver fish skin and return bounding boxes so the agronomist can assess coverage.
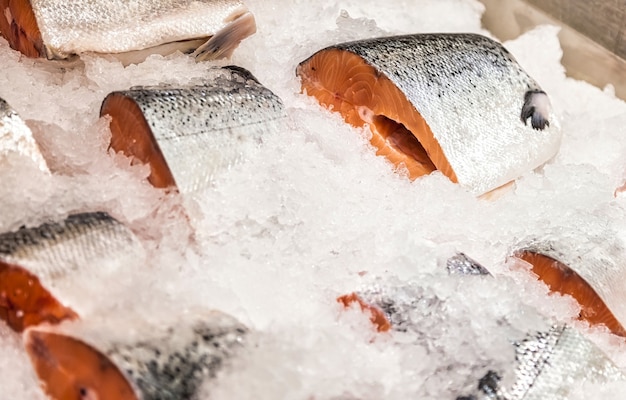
[447,252,491,276]
[102,66,287,194]
[0,97,47,171]
[24,310,248,399]
[513,227,626,333]
[0,212,144,283]
[299,34,561,195]
[351,277,623,399]
[27,0,256,61]
[462,326,624,400]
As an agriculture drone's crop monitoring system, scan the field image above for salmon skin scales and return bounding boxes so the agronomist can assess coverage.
[0,212,143,280]
[25,311,248,400]
[0,97,47,171]
[298,34,562,195]
[0,212,145,331]
[102,66,287,193]
[1,0,256,61]
[345,279,623,400]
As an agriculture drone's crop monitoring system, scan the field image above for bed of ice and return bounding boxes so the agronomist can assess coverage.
[1,0,626,398]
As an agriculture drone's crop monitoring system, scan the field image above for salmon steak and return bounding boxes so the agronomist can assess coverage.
[0,96,47,171]
[0,0,256,62]
[24,310,248,400]
[0,212,145,332]
[512,234,626,337]
[297,34,562,195]
[101,66,286,194]
[338,274,623,399]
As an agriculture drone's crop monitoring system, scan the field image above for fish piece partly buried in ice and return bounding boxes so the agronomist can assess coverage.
[0,0,256,62]
[25,310,248,400]
[458,325,624,400]
[339,275,624,399]
[512,231,626,337]
[0,97,47,171]
[297,34,562,195]
[0,212,145,332]
[101,66,286,194]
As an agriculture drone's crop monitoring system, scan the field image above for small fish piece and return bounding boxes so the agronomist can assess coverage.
[0,0,256,62]
[297,34,562,195]
[100,66,287,194]
[24,310,248,400]
[512,231,626,337]
[339,278,624,400]
[0,97,47,171]
[0,212,145,332]
[460,326,624,400]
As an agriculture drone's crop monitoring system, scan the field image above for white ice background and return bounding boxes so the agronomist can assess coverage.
[1,0,626,399]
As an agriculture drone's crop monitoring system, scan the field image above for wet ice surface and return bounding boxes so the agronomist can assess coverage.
[1,0,626,399]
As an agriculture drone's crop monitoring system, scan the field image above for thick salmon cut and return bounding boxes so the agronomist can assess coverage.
[514,251,626,336]
[297,34,562,195]
[25,311,248,400]
[0,0,255,62]
[0,212,145,332]
[101,66,286,194]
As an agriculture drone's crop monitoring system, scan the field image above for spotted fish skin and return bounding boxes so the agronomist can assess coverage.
[107,313,247,399]
[102,66,287,193]
[0,212,144,281]
[447,252,491,276]
[26,0,255,60]
[25,311,248,399]
[350,278,623,399]
[0,97,47,171]
[461,326,624,400]
[299,34,561,195]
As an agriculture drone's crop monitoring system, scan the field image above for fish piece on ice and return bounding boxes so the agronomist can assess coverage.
[0,212,145,332]
[100,66,286,194]
[297,34,562,195]
[24,310,248,400]
[512,233,626,337]
[458,325,624,400]
[0,97,47,171]
[0,0,256,62]
[339,278,624,400]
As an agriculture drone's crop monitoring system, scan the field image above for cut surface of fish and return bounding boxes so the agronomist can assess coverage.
[0,212,145,332]
[513,239,626,337]
[297,34,562,195]
[101,66,286,194]
[24,310,248,400]
[0,97,48,171]
[0,0,256,61]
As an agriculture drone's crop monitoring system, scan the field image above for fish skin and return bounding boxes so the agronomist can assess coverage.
[463,326,624,400]
[0,212,144,282]
[513,228,626,335]
[447,252,491,276]
[24,310,248,399]
[298,34,562,195]
[348,274,622,399]
[102,66,287,193]
[0,97,48,171]
[27,0,255,60]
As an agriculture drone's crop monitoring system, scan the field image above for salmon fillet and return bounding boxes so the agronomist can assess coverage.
[515,251,626,337]
[297,34,562,195]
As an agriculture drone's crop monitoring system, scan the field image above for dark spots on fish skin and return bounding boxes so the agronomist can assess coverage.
[478,370,502,396]
[521,90,550,130]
